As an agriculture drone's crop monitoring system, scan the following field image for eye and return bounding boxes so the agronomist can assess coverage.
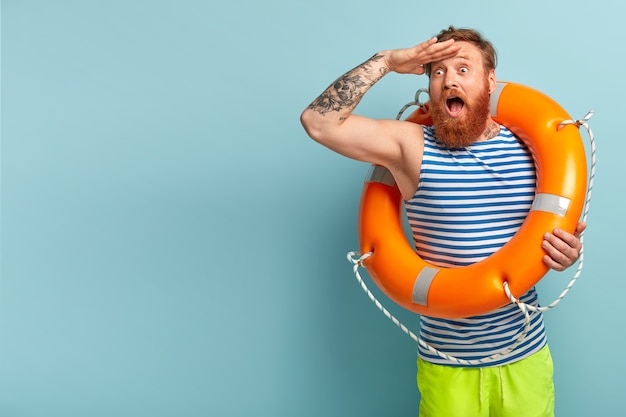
[459,67,469,73]
[433,69,444,76]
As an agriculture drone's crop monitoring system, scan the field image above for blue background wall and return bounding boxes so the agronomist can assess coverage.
[1,0,621,416]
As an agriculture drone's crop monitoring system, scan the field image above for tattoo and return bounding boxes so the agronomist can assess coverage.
[482,121,501,140]
[308,53,389,115]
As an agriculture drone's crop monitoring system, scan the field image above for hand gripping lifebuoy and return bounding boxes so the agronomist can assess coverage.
[358,81,588,319]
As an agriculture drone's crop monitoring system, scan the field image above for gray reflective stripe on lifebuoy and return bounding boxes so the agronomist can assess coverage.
[490,82,507,118]
[412,267,439,306]
[365,165,395,186]
[531,193,571,216]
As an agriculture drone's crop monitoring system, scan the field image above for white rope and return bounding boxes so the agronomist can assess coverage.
[395,88,429,120]
[347,252,533,366]
[347,110,596,365]
[504,110,596,312]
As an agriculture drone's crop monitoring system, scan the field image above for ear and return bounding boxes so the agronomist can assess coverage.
[487,69,496,94]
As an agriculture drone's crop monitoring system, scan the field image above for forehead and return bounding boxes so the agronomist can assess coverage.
[432,41,484,67]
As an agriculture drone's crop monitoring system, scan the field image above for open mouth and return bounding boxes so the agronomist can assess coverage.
[446,97,465,117]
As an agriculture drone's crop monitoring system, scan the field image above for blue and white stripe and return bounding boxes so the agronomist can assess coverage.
[406,125,547,367]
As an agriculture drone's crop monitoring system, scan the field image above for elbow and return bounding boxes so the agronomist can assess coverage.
[300,108,326,143]
[300,108,337,146]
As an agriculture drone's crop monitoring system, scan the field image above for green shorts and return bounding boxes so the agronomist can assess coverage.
[416,345,554,417]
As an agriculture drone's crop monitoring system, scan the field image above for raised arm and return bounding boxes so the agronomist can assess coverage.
[300,38,460,166]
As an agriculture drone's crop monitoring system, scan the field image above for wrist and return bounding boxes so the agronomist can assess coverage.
[378,50,393,73]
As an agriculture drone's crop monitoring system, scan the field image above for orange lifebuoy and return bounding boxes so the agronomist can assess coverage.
[358,81,587,319]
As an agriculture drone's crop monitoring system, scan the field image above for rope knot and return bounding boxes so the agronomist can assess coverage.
[346,251,372,267]
[558,109,595,130]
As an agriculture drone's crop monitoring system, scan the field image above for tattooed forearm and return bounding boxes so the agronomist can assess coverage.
[307,53,389,115]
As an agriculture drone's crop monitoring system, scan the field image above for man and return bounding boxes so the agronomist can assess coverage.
[300,27,585,417]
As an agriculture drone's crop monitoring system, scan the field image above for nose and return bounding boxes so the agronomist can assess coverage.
[443,73,458,90]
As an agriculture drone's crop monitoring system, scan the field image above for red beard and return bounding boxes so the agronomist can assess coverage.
[431,82,491,148]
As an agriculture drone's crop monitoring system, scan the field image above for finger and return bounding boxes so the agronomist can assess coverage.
[542,254,567,272]
[423,38,460,60]
[423,36,438,47]
[414,37,439,51]
[414,64,426,76]
[541,240,572,271]
[543,232,580,259]
[574,222,586,238]
[541,230,582,271]
[541,237,579,271]
[414,38,458,61]
[551,228,582,251]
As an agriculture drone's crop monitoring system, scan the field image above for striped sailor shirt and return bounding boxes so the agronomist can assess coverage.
[405,125,547,367]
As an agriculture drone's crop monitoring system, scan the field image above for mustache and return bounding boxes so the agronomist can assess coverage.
[440,88,467,102]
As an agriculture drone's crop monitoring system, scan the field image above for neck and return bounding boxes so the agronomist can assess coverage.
[478,119,500,141]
